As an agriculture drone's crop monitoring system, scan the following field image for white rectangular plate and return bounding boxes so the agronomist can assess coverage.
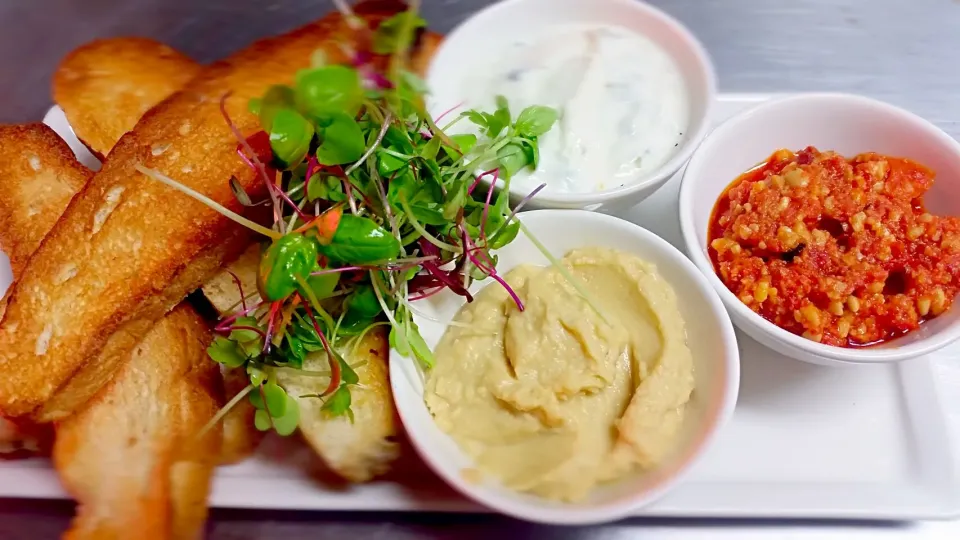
[2,94,958,520]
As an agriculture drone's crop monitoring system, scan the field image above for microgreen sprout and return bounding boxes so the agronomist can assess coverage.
[141,3,557,436]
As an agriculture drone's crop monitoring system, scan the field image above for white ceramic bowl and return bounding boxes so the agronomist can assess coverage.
[425,0,717,215]
[679,93,960,366]
[390,210,739,524]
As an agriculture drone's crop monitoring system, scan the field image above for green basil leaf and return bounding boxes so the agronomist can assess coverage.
[522,138,540,170]
[407,323,435,368]
[285,335,306,364]
[442,175,468,221]
[258,85,295,132]
[347,285,382,319]
[263,380,288,418]
[229,316,261,344]
[515,105,559,137]
[383,126,415,154]
[269,108,315,169]
[254,409,272,431]
[315,112,365,165]
[489,219,520,249]
[295,65,363,117]
[272,395,301,436]
[303,341,326,352]
[207,336,246,368]
[420,136,441,161]
[247,365,267,387]
[307,174,346,202]
[462,110,488,130]
[444,133,477,159]
[377,150,408,175]
[338,355,360,385]
[321,385,353,418]
[249,387,265,409]
[399,70,429,96]
[336,312,375,336]
[371,12,427,54]
[389,322,434,368]
[497,142,528,178]
[303,271,340,300]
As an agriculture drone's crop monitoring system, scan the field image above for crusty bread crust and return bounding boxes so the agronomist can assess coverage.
[51,35,264,460]
[0,123,89,457]
[0,3,428,421]
[0,123,91,277]
[53,37,203,159]
[0,123,219,534]
[54,304,221,540]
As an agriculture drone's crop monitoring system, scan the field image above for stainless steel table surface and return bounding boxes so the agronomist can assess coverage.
[1,0,959,538]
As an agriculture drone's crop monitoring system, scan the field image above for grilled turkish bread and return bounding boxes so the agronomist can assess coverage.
[0,123,89,457]
[53,37,204,158]
[51,36,262,464]
[0,124,90,277]
[0,123,220,538]
[55,304,221,540]
[204,247,400,482]
[0,1,437,422]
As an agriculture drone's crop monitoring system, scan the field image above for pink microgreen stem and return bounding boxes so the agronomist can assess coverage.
[389,255,438,267]
[460,225,523,311]
[219,325,266,337]
[220,93,283,228]
[262,301,282,353]
[311,266,364,276]
[300,298,341,396]
[479,169,500,243]
[466,248,523,311]
[499,182,547,232]
[226,270,248,311]
[216,301,266,332]
[409,287,444,301]
[276,186,310,221]
[468,168,499,195]
[342,177,359,214]
[435,102,464,125]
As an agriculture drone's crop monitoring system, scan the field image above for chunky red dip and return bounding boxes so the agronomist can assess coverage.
[708,147,960,347]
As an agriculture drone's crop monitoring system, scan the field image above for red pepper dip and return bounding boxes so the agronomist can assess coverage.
[708,147,960,347]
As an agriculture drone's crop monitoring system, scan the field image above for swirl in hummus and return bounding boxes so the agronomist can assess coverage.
[425,247,695,502]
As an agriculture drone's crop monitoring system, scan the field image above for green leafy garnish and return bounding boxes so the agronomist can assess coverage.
[460,98,559,179]
[372,12,427,54]
[140,4,557,436]
[321,384,354,422]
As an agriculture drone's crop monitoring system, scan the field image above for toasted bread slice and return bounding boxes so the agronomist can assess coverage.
[0,1,435,422]
[52,34,261,463]
[0,123,86,457]
[0,123,220,530]
[280,328,399,482]
[53,38,203,158]
[54,304,221,540]
[205,247,399,481]
[0,123,91,276]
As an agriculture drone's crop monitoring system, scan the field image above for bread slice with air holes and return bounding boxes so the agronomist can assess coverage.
[0,122,220,538]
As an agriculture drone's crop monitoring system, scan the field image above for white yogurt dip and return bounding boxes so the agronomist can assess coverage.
[458,23,690,195]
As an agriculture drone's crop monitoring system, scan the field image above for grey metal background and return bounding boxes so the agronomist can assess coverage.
[1,0,959,538]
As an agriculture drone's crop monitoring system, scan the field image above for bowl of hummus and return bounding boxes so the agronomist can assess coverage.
[390,210,740,524]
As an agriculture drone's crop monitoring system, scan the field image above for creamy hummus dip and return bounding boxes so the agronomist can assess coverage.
[425,247,695,501]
